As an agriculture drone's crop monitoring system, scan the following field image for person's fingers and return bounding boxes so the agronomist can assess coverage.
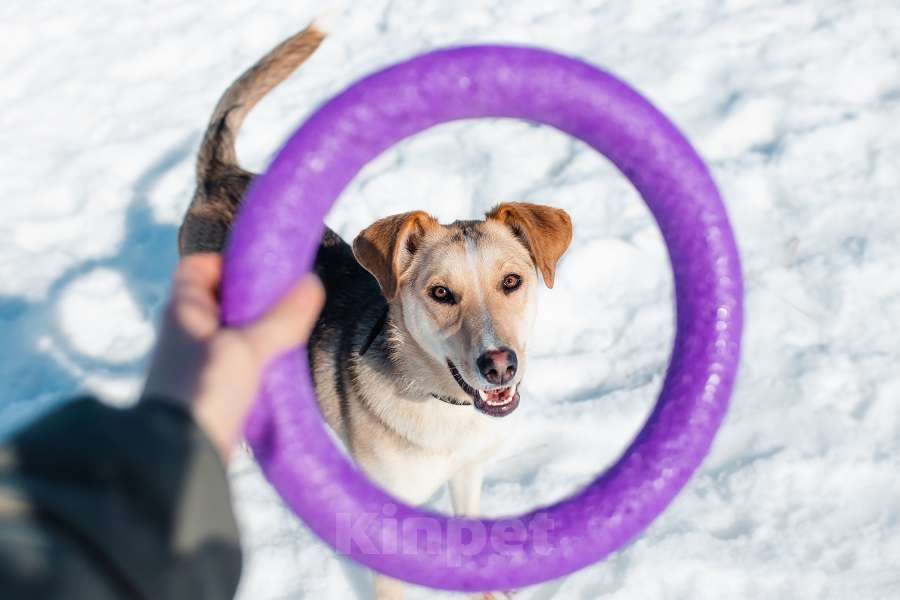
[166,254,224,336]
[171,285,220,316]
[174,253,223,296]
[238,274,325,363]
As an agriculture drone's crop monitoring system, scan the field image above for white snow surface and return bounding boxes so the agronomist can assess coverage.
[2,1,899,598]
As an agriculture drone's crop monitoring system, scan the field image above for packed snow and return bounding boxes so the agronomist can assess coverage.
[2,1,899,598]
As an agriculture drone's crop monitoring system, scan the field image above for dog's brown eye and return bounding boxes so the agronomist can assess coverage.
[502,274,522,293]
[429,285,455,304]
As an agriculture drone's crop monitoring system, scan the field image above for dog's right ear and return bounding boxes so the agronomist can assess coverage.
[352,211,439,300]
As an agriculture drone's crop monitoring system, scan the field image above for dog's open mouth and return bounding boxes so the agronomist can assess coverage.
[473,385,520,417]
[447,360,520,418]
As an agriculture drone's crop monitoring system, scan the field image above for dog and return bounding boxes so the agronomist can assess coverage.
[179,23,572,600]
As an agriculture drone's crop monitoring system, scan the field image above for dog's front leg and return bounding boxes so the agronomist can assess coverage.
[374,575,406,600]
[451,464,518,600]
[449,462,484,517]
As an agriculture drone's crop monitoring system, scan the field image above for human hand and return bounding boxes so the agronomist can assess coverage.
[143,253,324,460]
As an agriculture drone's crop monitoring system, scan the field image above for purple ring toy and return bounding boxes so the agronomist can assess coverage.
[221,46,742,591]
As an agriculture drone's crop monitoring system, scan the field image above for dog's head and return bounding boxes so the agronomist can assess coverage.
[353,203,572,417]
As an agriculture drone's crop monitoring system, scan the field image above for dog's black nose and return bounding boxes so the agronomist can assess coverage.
[477,347,518,385]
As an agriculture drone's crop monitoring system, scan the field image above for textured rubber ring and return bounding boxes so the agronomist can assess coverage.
[221,45,743,592]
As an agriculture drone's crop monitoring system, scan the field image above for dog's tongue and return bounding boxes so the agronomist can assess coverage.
[483,387,513,406]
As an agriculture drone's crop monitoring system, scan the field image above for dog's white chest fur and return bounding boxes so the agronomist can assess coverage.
[340,377,507,505]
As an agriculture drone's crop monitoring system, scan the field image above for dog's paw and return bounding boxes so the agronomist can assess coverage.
[312,6,342,33]
[469,592,517,600]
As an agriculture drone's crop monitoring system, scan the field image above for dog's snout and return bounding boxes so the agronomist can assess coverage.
[476,347,518,385]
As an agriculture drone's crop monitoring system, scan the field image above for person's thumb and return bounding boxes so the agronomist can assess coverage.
[239,274,325,364]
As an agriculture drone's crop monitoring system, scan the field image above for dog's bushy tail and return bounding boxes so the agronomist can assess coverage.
[179,24,326,255]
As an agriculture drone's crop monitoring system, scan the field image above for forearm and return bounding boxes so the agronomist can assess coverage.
[0,397,242,600]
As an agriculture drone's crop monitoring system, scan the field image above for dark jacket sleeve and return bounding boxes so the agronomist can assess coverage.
[0,397,242,600]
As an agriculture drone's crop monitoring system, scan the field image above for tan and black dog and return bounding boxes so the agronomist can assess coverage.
[179,23,572,600]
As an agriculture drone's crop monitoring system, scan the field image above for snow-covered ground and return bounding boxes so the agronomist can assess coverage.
[2,1,899,598]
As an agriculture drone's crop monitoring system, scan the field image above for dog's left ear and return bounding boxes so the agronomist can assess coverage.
[486,202,573,288]
[353,211,440,300]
